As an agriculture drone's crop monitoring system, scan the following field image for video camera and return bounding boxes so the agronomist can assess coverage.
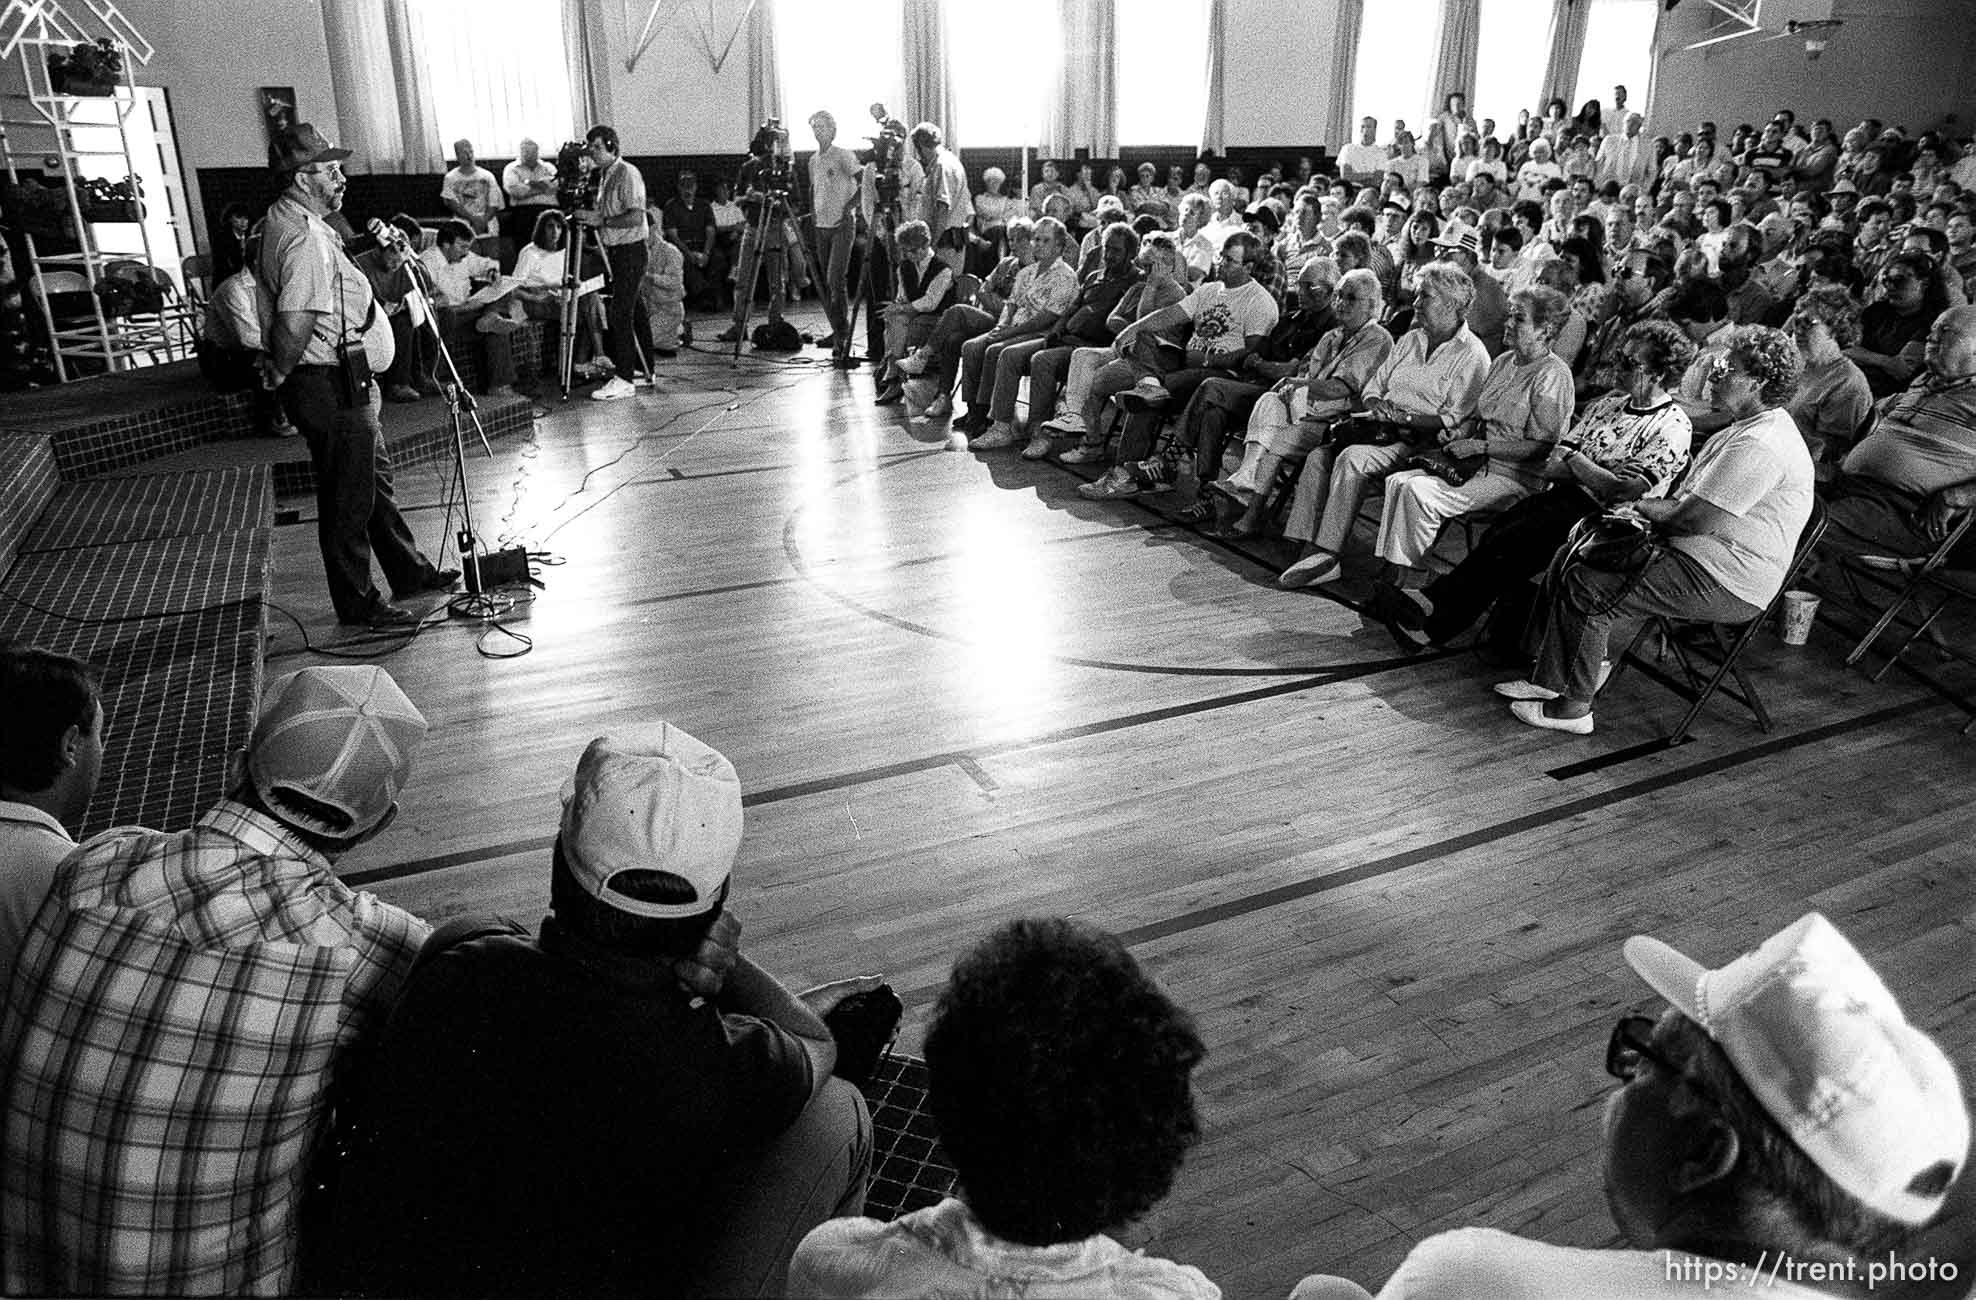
[553,140,600,211]
[750,118,794,195]
[863,109,910,209]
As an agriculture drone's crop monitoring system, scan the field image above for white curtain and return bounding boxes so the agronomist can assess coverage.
[902,0,957,142]
[321,0,443,172]
[1324,0,1364,150]
[1200,0,1225,154]
[1045,0,1116,157]
[1541,0,1590,114]
[1429,0,1481,126]
[563,0,609,135]
[749,0,780,131]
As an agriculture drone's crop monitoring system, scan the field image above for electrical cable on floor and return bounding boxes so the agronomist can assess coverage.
[0,588,254,625]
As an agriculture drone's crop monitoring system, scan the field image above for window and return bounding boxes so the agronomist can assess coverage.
[1573,0,1656,123]
[776,0,903,144]
[1116,0,1211,147]
[1472,0,1551,129]
[409,0,574,155]
[946,0,1057,147]
[1351,0,1436,146]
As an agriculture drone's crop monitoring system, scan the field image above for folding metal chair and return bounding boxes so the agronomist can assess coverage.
[1830,508,1976,734]
[1604,498,1829,744]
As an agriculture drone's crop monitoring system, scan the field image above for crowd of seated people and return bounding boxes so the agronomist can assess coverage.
[858,95,1976,739]
[0,641,1967,1298]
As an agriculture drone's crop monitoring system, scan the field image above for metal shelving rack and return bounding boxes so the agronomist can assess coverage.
[0,0,187,381]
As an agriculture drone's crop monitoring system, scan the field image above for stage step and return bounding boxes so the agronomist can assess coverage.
[134,390,539,496]
[0,361,256,480]
[25,466,273,553]
[0,435,61,573]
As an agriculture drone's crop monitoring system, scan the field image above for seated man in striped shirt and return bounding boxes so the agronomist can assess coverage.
[0,665,432,1296]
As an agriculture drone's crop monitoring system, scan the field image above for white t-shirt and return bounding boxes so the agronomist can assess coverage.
[1668,406,1815,607]
[513,242,564,289]
[441,164,504,232]
[501,158,557,207]
[1180,278,1280,359]
[1336,142,1390,179]
[1367,1228,1838,1300]
[1516,160,1563,200]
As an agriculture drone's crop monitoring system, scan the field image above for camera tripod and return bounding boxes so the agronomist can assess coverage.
[556,218,649,399]
[728,187,798,362]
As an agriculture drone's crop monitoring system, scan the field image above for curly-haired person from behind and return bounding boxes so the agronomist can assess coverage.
[789,917,1220,1299]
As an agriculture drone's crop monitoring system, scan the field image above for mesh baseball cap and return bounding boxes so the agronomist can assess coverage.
[558,724,742,919]
[246,666,427,838]
[1625,913,1969,1226]
[1432,221,1483,258]
[271,122,350,172]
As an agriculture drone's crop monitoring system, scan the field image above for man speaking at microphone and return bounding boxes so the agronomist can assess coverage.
[259,123,458,629]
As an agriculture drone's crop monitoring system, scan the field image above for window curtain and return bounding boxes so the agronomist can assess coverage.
[1200,0,1225,154]
[1044,0,1115,158]
[1540,0,1590,113]
[562,0,609,135]
[321,0,442,173]
[1428,0,1481,125]
[1324,0,1364,150]
[901,0,956,142]
[747,0,780,130]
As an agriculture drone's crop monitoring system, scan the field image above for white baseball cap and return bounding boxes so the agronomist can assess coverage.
[1624,913,1968,1226]
[558,724,742,919]
[247,666,427,838]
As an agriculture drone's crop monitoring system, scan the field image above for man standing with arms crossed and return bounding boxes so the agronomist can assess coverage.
[810,111,862,367]
[258,123,456,629]
[578,124,651,401]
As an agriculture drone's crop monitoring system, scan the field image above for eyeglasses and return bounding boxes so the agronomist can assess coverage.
[1615,354,1655,373]
[1707,355,1752,384]
[301,162,343,177]
[1606,1016,1716,1107]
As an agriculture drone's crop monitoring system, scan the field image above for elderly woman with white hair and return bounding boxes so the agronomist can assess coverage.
[1174,191,1217,282]
[1276,262,1491,586]
[1214,267,1394,537]
[1364,285,1575,594]
[970,165,1026,275]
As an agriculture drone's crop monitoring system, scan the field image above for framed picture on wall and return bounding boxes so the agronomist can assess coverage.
[259,87,296,164]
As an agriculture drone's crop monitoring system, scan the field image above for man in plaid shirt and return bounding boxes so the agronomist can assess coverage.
[0,665,432,1296]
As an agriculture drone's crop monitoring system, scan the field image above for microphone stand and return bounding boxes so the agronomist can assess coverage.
[393,241,508,619]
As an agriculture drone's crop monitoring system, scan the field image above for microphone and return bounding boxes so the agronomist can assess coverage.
[367,218,410,248]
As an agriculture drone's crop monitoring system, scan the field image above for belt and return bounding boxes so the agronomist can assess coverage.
[291,362,341,373]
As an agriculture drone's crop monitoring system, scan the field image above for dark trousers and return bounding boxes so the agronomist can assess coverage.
[434,307,520,391]
[281,368,439,621]
[1117,333,1226,463]
[862,237,893,360]
[604,240,649,378]
[385,311,435,391]
[1422,485,1602,644]
[1170,377,1266,479]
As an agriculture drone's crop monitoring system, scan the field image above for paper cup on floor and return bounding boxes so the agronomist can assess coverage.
[1778,590,1820,645]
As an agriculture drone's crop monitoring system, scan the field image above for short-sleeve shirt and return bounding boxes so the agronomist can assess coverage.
[1336,143,1390,179]
[1668,406,1815,606]
[513,241,564,289]
[810,143,862,228]
[419,246,499,308]
[1006,259,1081,329]
[1179,279,1280,359]
[1787,356,1874,456]
[1363,324,1491,429]
[256,192,377,366]
[1569,392,1692,499]
[333,917,813,1297]
[441,164,504,232]
[501,158,557,207]
[927,148,975,233]
[0,801,72,1007]
[594,157,648,247]
[1841,375,1976,498]
[1300,321,1395,415]
[1472,349,1576,486]
[664,195,717,249]
[0,802,429,1295]
[1369,1228,1834,1300]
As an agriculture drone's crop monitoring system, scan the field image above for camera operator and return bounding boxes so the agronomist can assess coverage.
[912,121,973,273]
[855,107,922,363]
[575,124,651,401]
[809,111,861,364]
[716,121,797,345]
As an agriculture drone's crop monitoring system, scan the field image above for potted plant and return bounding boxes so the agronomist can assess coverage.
[48,39,123,96]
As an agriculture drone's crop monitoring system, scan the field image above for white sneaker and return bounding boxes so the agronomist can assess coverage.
[925,393,952,420]
[1021,435,1053,460]
[897,347,932,376]
[1040,413,1087,436]
[973,421,1018,450]
[590,376,636,402]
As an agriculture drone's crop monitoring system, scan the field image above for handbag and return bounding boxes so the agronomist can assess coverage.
[1326,414,1412,450]
[1408,448,1487,486]
[1546,511,1662,617]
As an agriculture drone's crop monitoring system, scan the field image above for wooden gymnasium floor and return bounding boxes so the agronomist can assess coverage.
[268,308,1976,1299]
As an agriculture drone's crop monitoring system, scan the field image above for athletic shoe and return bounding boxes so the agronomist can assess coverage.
[924,393,953,420]
[1021,435,1053,460]
[972,421,1019,450]
[590,376,636,402]
[1058,444,1106,465]
[1040,413,1087,436]
[1078,467,1140,499]
[896,347,932,376]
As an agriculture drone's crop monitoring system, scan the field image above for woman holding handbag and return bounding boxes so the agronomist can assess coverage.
[1365,286,1575,593]
[1493,325,1813,735]
[1372,319,1696,655]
